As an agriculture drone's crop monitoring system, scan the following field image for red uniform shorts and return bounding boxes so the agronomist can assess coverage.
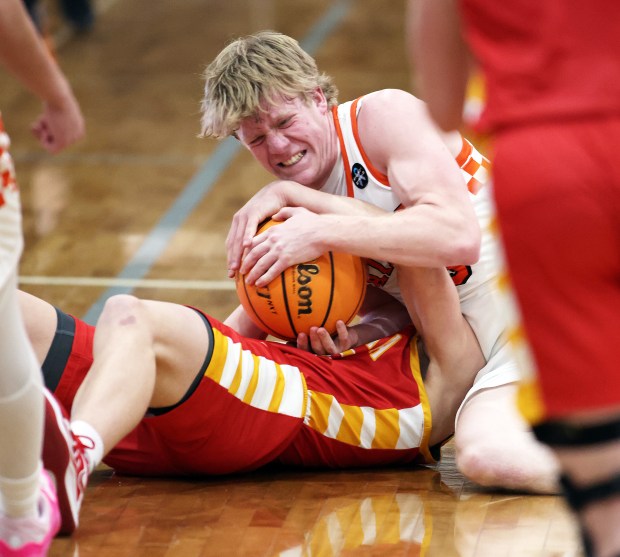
[492,117,620,420]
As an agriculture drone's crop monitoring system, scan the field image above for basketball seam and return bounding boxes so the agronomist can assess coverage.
[281,270,297,338]
[320,252,336,328]
[241,278,283,339]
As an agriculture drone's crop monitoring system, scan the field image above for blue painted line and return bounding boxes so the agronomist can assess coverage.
[83,0,352,324]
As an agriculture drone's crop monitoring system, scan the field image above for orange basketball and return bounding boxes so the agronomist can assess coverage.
[236,219,367,341]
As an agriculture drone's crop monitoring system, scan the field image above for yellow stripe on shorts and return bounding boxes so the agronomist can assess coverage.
[205,328,306,419]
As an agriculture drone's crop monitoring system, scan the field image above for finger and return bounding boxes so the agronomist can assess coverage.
[316,327,338,355]
[335,320,349,340]
[296,333,310,352]
[251,257,289,287]
[226,216,245,272]
[307,327,325,355]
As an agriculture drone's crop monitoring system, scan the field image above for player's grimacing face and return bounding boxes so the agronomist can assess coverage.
[236,90,332,190]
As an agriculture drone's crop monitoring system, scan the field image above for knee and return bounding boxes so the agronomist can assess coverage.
[455,436,559,493]
[98,294,148,330]
[101,293,141,315]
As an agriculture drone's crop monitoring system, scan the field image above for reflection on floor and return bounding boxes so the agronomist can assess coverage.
[49,443,582,557]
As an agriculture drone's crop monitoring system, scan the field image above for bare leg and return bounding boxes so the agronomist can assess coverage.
[455,384,560,493]
[396,265,485,445]
[71,294,211,456]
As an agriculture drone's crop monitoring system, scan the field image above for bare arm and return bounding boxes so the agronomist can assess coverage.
[408,0,471,131]
[398,264,484,444]
[223,304,268,340]
[296,285,413,355]
[238,91,480,287]
[0,0,84,152]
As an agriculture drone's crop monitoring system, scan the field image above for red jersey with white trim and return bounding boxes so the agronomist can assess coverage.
[51,310,433,476]
[322,93,504,363]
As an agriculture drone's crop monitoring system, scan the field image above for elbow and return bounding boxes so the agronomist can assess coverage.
[449,222,481,265]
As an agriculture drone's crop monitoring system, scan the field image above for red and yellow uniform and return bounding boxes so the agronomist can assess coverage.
[44,308,435,476]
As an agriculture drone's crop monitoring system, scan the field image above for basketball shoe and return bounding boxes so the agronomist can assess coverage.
[0,469,60,557]
[41,389,90,535]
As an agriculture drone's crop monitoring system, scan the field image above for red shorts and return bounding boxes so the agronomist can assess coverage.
[47,309,433,476]
[492,117,620,420]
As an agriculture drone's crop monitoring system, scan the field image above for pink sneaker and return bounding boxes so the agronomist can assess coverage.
[0,470,60,557]
[41,389,89,535]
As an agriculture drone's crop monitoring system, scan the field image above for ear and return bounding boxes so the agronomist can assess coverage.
[311,86,328,114]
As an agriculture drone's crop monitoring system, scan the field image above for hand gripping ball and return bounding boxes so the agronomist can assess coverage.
[236,219,367,341]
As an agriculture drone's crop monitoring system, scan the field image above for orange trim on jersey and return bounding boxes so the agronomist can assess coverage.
[455,135,473,167]
[332,105,355,198]
[349,97,391,186]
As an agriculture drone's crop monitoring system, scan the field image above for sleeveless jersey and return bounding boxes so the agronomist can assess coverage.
[322,95,505,362]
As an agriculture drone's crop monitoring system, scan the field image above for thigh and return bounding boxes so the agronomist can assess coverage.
[138,301,213,408]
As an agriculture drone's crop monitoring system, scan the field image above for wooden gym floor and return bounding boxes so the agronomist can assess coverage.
[1,0,583,555]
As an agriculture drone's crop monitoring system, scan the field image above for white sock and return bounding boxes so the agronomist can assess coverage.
[70,420,104,474]
[0,464,42,519]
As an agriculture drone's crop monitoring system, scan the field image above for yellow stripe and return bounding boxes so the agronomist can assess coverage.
[204,328,228,384]
[368,334,402,362]
[228,357,244,396]
[242,354,261,404]
[408,339,434,463]
[307,391,333,434]
[517,379,545,425]
[496,270,511,292]
[267,363,286,412]
[374,497,400,545]
[341,501,370,548]
[336,405,363,446]
[372,407,400,449]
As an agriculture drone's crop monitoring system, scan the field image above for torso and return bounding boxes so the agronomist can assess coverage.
[323,97,506,361]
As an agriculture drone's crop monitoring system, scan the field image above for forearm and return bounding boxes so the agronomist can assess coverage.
[313,204,480,268]
[408,0,470,130]
[223,304,268,340]
[277,180,383,217]
[0,0,75,107]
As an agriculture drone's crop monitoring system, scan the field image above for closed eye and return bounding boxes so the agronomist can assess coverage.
[249,135,265,147]
[278,117,293,128]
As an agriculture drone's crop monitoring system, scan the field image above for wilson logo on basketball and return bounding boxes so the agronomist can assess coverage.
[295,263,319,315]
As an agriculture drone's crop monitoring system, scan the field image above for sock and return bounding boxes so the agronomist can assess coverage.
[0,464,42,519]
[70,420,104,474]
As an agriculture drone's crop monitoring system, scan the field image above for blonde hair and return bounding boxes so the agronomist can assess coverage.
[200,31,338,139]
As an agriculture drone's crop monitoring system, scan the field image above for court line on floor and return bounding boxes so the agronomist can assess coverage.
[76,0,352,324]
[20,276,235,290]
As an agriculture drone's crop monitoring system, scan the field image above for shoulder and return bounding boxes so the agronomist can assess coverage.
[356,89,443,166]
[360,89,428,118]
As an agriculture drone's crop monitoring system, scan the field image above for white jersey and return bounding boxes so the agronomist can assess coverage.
[0,116,23,291]
[321,96,520,406]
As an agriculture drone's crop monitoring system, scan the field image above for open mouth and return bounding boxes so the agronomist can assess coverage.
[278,151,306,167]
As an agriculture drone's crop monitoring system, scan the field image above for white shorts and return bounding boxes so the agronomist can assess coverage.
[455,341,522,425]
[0,126,23,292]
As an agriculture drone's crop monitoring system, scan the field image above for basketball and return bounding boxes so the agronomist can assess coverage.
[236,219,367,341]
